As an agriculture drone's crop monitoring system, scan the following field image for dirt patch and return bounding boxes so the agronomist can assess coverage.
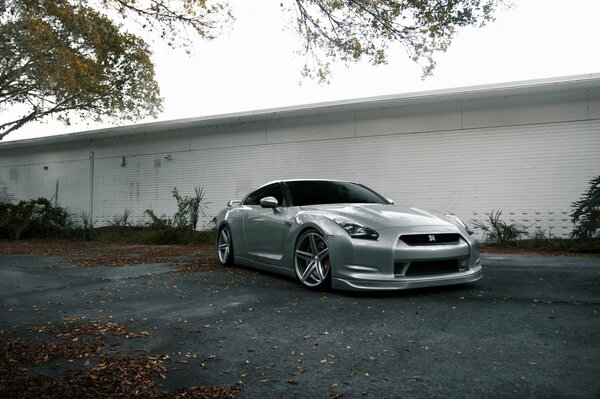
[481,245,600,258]
[0,239,230,271]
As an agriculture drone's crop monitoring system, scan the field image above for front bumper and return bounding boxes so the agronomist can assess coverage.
[332,263,483,291]
[327,225,483,291]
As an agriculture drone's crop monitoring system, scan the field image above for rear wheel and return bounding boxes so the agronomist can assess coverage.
[294,230,331,289]
[217,226,234,265]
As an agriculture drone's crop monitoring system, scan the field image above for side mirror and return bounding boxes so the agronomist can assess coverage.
[260,196,279,208]
[227,200,240,207]
[386,198,395,205]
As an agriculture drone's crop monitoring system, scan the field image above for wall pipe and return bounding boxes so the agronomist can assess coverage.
[89,151,94,220]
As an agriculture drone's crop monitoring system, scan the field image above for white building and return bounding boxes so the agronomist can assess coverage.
[1,74,599,237]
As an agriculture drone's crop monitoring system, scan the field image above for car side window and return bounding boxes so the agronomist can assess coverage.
[243,183,284,206]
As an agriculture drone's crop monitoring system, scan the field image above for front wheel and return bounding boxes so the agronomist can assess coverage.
[294,230,331,289]
[217,226,234,265]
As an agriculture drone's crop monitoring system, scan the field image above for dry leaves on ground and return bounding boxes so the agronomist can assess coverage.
[0,240,230,271]
[1,320,242,398]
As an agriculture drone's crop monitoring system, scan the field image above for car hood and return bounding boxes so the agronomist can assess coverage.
[299,204,457,230]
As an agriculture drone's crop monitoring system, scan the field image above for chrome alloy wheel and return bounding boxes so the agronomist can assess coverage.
[217,227,233,265]
[294,230,331,288]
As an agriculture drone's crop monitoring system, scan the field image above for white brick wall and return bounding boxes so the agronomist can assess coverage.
[1,81,599,238]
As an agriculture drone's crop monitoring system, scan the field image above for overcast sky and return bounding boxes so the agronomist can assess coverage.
[4,0,600,142]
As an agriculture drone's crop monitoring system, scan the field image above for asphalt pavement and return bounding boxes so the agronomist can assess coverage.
[1,251,599,398]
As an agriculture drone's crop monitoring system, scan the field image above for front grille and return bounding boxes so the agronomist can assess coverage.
[405,259,459,276]
[400,233,460,246]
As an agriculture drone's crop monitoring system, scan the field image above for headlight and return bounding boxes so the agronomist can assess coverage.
[446,214,474,235]
[331,217,379,240]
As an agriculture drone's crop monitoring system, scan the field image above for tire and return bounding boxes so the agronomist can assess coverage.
[294,229,331,289]
[217,226,234,265]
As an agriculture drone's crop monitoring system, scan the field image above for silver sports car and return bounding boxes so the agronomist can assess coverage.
[216,180,482,291]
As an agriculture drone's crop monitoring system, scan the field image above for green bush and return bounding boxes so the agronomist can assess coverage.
[75,211,97,240]
[0,186,214,245]
[571,175,600,239]
[0,198,72,240]
[471,210,529,246]
[106,208,133,229]
[172,186,208,230]
[144,208,174,230]
[140,185,212,244]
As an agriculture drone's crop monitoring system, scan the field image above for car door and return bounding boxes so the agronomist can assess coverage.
[242,182,289,266]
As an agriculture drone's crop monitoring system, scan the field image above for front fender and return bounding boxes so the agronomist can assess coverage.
[281,213,346,274]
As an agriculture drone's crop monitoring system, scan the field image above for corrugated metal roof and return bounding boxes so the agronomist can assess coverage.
[1,73,599,151]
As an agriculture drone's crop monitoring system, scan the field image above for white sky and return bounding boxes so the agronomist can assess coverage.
[3,0,600,142]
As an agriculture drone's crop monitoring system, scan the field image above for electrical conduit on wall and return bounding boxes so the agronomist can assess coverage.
[89,151,94,220]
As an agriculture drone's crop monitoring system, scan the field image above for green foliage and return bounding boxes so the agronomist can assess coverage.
[528,228,549,241]
[141,185,211,243]
[145,186,209,231]
[571,175,600,239]
[76,211,96,240]
[0,186,212,245]
[0,0,164,139]
[107,208,133,229]
[0,198,72,240]
[172,186,208,231]
[96,0,233,46]
[0,200,34,240]
[471,210,528,246]
[144,208,174,230]
[291,0,508,82]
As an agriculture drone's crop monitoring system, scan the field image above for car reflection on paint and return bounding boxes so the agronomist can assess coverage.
[216,180,482,291]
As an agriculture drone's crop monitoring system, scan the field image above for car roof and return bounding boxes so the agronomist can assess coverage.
[253,179,359,191]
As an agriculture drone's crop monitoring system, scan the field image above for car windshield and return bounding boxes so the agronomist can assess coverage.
[285,181,389,206]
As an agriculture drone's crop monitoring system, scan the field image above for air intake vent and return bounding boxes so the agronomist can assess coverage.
[405,259,459,276]
[400,233,460,245]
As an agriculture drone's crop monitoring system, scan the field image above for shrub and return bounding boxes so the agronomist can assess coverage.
[144,209,174,230]
[75,211,97,240]
[0,198,72,240]
[145,185,209,231]
[107,208,133,229]
[29,198,72,237]
[571,175,600,239]
[172,186,208,230]
[471,210,529,246]
[138,186,212,244]
[0,200,35,240]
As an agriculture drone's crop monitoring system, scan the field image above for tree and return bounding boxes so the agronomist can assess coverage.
[571,175,600,239]
[0,0,231,140]
[1,0,159,139]
[291,0,507,82]
[1,0,506,140]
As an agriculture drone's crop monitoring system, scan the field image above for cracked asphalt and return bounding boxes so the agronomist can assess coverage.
[1,250,599,398]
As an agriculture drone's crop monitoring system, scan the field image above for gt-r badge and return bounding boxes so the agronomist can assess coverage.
[428,235,436,242]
